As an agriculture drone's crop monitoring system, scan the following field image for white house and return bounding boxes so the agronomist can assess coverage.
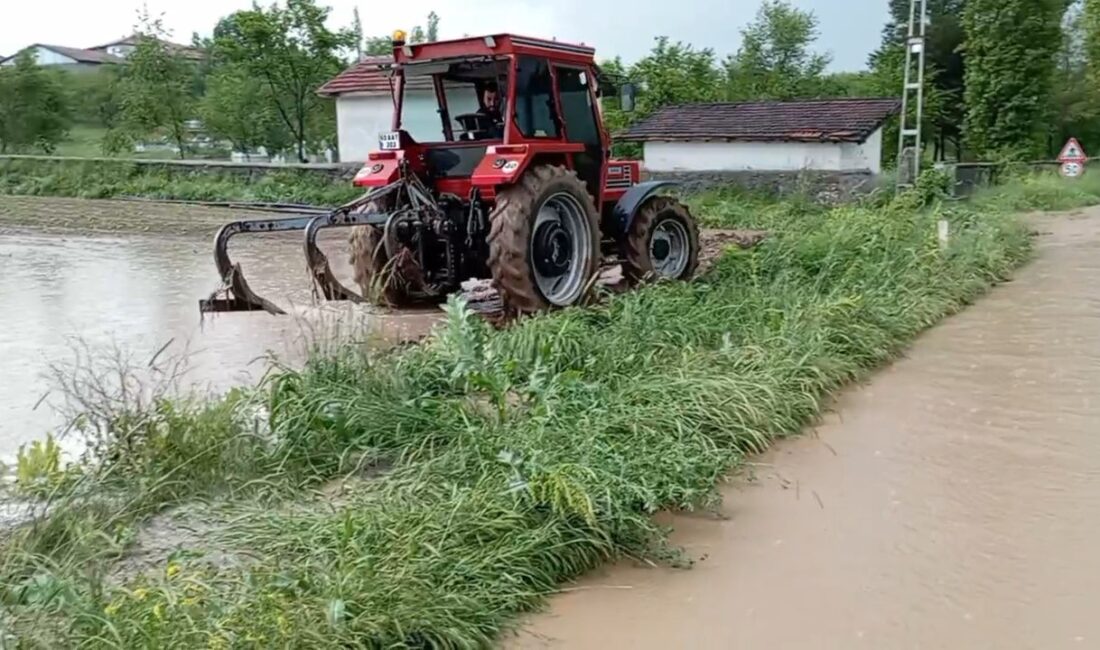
[320,55,481,163]
[0,44,122,70]
[621,98,900,175]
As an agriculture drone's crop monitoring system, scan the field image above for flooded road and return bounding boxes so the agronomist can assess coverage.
[0,197,440,460]
[511,209,1100,649]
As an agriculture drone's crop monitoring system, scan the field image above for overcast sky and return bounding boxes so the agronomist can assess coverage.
[0,0,888,71]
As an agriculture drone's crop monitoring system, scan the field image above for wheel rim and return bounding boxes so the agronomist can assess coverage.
[530,192,592,306]
[650,216,691,279]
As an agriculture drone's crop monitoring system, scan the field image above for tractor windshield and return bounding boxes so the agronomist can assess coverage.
[397,57,510,144]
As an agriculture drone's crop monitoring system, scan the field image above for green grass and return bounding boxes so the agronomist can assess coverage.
[0,156,362,206]
[50,125,111,158]
[1,172,1097,647]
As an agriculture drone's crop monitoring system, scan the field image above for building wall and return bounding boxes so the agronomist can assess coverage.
[1,46,77,66]
[839,128,884,174]
[642,128,885,173]
[334,88,479,163]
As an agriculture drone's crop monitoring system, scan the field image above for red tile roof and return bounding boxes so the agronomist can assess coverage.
[621,98,901,144]
[317,56,436,97]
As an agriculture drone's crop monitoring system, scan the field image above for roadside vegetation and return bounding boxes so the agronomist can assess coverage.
[0,157,361,206]
[2,172,1094,646]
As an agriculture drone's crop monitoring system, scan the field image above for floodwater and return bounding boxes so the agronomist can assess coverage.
[0,197,441,460]
[511,210,1100,649]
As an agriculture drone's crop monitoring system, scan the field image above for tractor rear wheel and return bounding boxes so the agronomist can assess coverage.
[488,166,601,314]
[348,199,422,308]
[622,196,700,284]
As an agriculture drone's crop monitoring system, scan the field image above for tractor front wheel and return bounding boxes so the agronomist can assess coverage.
[488,166,601,314]
[622,196,700,284]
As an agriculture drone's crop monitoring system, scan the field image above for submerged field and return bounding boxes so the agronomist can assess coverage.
[2,173,1099,647]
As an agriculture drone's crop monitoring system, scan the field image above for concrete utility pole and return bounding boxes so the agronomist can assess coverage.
[897,0,929,190]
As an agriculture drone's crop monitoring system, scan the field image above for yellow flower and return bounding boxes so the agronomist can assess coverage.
[104,602,121,616]
[166,563,181,579]
[153,602,165,620]
[131,588,149,601]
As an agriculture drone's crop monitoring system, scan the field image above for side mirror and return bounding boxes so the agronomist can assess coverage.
[621,82,637,113]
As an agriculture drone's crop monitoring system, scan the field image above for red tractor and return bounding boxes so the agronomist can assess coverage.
[200,32,700,315]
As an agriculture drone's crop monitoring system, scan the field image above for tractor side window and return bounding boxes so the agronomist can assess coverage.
[514,56,559,138]
[555,68,600,145]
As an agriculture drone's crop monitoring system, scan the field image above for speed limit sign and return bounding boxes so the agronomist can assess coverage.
[1061,161,1085,178]
[1058,138,1088,179]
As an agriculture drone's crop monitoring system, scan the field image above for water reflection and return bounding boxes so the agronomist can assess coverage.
[0,230,440,460]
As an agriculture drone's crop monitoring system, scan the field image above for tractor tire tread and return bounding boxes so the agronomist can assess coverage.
[487,165,601,314]
[622,196,700,284]
[348,201,416,307]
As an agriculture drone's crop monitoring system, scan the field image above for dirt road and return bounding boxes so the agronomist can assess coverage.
[510,209,1100,649]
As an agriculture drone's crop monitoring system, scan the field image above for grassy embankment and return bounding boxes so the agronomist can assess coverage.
[0,156,361,206]
[1,173,1098,647]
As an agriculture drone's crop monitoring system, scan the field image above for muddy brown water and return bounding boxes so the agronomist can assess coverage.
[0,197,756,463]
[0,196,441,461]
[510,210,1100,650]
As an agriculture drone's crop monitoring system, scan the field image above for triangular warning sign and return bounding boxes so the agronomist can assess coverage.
[1058,137,1088,163]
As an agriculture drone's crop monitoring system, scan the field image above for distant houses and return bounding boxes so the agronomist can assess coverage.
[0,34,203,71]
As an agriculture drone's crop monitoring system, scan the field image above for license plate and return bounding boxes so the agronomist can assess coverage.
[379,132,400,150]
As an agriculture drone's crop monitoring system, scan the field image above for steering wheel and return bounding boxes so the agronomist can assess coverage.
[455,113,500,140]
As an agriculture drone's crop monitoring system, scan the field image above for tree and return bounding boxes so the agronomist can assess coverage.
[363,12,442,55]
[200,65,278,156]
[1050,2,1098,152]
[211,0,356,162]
[426,11,440,42]
[67,67,123,130]
[1086,0,1100,75]
[873,0,967,161]
[963,0,1068,158]
[112,12,198,158]
[724,0,831,101]
[631,37,724,112]
[0,51,71,153]
[364,36,393,56]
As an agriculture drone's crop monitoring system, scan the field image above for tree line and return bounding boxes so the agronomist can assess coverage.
[607,0,1100,162]
[2,0,1098,163]
[0,0,438,161]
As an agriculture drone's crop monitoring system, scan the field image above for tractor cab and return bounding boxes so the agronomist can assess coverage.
[353,33,616,205]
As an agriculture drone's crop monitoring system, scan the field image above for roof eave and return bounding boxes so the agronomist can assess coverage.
[620,134,870,144]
